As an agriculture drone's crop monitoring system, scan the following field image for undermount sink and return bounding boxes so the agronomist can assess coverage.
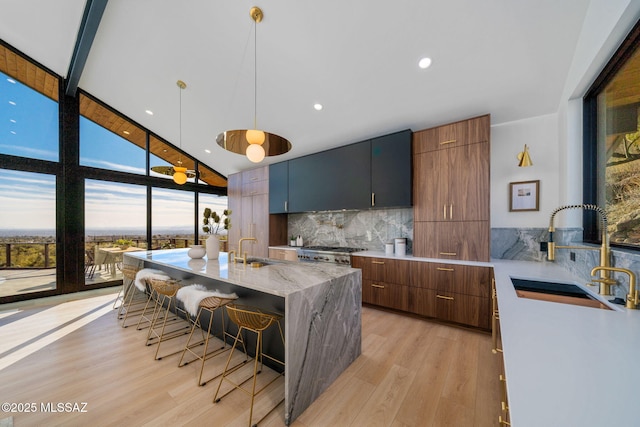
[245,257,277,268]
[511,278,613,310]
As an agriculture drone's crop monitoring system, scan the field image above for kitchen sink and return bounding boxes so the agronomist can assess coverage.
[511,278,613,310]
[245,257,281,268]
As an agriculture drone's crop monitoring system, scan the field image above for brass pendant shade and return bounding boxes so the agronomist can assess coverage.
[216,130,292,162]
[216,6,292,163]
[517,144,533,167]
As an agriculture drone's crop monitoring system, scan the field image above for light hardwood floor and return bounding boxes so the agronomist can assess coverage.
[0,289,501,426]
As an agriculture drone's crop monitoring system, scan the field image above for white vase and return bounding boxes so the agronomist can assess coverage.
[187,244,206,259]
[206,235,220,260]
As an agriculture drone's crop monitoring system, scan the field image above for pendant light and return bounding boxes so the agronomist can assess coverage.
[216,6,292,162]
[151,80,196,183]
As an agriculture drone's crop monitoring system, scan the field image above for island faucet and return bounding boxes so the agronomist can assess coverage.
[236,237,257,264]
[546,204,616,295]
[591,266,638,309]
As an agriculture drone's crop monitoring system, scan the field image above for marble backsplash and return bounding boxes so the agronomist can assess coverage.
[491,227,640,299]
[286,214,640,299]
[287,208,414,252]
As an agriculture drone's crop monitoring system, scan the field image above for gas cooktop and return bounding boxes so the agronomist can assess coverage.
[296,246,365,264]
[301,246,365,253]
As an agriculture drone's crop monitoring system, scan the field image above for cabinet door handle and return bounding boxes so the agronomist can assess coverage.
[439,252,457,256]
[372,261,385,265]
[440,139,456,145]
[437,267,454,272]
[371,284,385,289]
[443,205,447,219]
[284,201,288,212]
[371,192,375,207]
[436,294,454,300]
[449,204,453,219]
[498,416,511,426]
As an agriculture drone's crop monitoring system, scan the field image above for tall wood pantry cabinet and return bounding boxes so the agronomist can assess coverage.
[227,166,286,258]
[412,115,490,261]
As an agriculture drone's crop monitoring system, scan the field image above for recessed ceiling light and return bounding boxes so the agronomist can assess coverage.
[123,130,130,135]
[313,103,323,111]
[205,149,211,154]
[145,110,154,116]
[8,101,16,106]
[418,57,432,69]
[10,131,16,135]
[10,119,16,123]
[7,78,16,84]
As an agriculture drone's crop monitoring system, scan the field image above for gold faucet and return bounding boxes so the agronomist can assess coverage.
[236,237,257,264]
[591,266,638,309]
[547,204,616,295]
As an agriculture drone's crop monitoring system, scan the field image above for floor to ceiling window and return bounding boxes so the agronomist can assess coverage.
[0,45,60,301]
[0,170,57,298]
[152,188,196,249]
[84,180,147,285]
[0,41,227,304]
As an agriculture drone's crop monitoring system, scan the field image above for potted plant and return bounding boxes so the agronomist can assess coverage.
[114,238,134,250]
[202,208,231,259]
[290,235,296,246]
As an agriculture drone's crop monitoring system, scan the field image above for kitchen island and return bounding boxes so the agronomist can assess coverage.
[124,248,362,425]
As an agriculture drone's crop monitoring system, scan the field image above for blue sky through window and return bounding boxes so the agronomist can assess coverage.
[0,72,58,161]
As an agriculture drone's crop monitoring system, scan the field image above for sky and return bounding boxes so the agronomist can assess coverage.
[0,72,227,233]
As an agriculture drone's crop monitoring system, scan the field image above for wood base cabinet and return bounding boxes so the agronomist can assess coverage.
[362,279,408,311]
[268,247,299,262]
[352,256,410,311]
[353,255,492,330]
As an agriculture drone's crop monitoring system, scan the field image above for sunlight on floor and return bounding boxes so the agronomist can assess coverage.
[0,293,117,371]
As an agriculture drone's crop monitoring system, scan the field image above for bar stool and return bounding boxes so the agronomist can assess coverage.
[117,264,145,327]
[176,284,240,386]
[146,278,190,360]
[135,269,171,331]
[213,304,285,427]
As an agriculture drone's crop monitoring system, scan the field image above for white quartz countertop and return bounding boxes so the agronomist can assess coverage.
[492,259,640,427]
[125,248,359,298]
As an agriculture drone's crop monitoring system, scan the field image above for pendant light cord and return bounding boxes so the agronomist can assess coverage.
[253,19,258,131]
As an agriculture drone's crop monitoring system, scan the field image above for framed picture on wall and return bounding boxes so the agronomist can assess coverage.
[509,180,540,212]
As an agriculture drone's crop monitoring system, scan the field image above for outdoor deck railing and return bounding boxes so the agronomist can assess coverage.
[0,238,200,269]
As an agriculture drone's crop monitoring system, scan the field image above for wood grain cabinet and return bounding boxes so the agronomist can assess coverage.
[412,115,490,262]
[352,256,410,311]
[268,247,299,262]
[353,255,492,330]
[228,166,287,258]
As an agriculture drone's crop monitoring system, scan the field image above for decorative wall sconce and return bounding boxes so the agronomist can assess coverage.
[517,144,533,167]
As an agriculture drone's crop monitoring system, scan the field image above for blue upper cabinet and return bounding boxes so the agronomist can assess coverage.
[270,129,412,213]
[269,161,289,214]
[371,129,412,208]
[288,141,371,212]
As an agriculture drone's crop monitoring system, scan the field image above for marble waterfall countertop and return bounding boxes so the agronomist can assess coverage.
[126,248,360,297]
[354,251,640,426]
[124,248,361,425]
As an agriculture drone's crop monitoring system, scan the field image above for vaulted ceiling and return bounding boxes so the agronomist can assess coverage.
[0,0,593,177]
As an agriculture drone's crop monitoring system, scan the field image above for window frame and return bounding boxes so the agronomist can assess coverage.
[583,19,640,249]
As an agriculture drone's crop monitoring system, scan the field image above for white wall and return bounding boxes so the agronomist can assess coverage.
[491,0,640,230]
[490,113,559,228]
